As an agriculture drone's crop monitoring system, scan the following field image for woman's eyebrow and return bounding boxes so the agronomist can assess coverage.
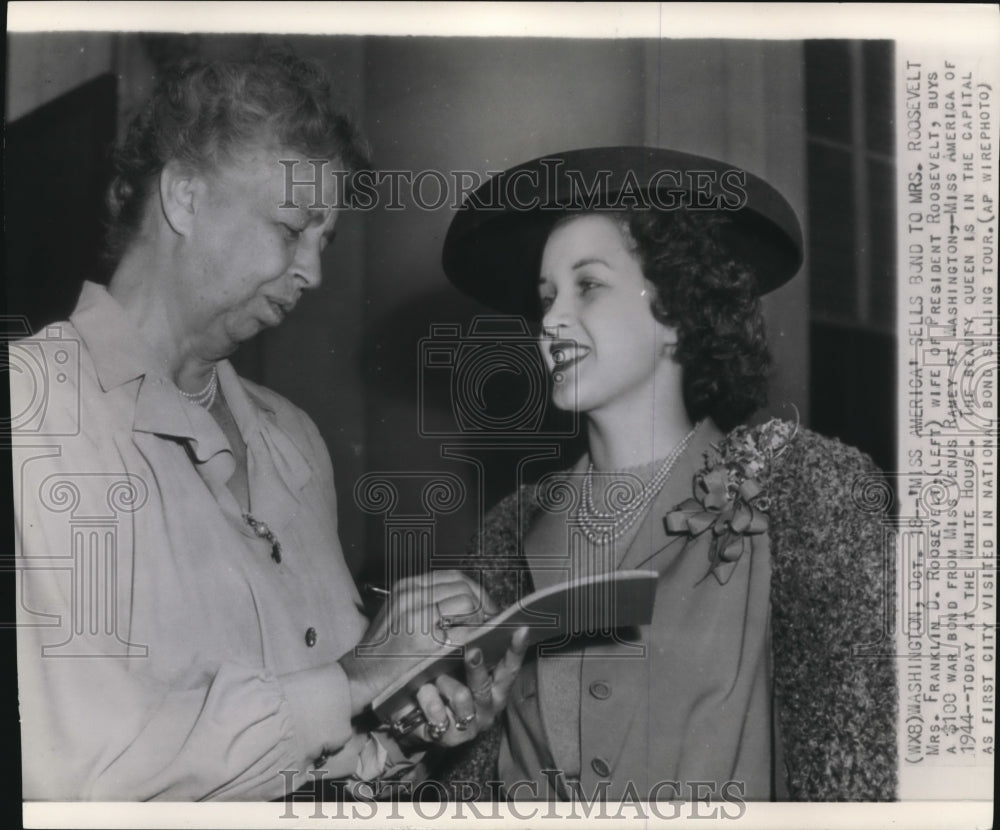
[538,256,610,283]
[571,256,610,270]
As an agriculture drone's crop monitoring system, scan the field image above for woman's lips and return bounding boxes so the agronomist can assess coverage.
[263,296,294,325]
[264,299,285,324]
[550,342,589,380]
[555,352,584,371]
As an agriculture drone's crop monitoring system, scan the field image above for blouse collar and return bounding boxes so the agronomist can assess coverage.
[70,282,278,461]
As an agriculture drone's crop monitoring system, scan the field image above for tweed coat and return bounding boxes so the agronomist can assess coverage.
[433,422,898,801]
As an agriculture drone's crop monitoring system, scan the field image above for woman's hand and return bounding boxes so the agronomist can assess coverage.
[339,570,499,716]
[399,626,530,748]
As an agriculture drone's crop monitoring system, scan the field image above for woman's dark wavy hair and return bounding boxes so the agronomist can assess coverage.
[621,208,771,431]
[105,51,370,262]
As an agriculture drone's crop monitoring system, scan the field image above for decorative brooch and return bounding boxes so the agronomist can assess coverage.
[664,417,796,585]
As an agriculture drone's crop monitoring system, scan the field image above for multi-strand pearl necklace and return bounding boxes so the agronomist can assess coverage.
[177,366,219,409]
[577,422,700,545]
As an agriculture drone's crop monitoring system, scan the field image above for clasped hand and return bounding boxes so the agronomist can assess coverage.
[340,570,528,747]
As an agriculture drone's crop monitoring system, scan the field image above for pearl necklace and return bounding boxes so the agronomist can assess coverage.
[177,366,219,409]
[577,422,699,545]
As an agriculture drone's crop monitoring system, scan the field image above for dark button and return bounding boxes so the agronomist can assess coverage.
[589,681,611,700]
[591,757,611,777]
[305,627,318,647]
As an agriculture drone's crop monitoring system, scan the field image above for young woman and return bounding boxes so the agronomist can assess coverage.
[435,147,897,801]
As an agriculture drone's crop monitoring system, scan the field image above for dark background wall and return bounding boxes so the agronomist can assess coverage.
[805,40,896,477]
[4,33,895,583]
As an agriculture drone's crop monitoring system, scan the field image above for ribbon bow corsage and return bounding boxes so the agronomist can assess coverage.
[664,466,769,585]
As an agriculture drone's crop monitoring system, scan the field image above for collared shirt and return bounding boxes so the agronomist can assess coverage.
[12,282,407,800]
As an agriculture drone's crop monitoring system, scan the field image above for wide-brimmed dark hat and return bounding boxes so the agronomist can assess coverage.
[442,146,803,317]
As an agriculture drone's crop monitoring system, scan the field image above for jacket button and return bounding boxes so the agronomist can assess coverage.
[590,757,611,777]
[305,627,318,647]
[589,681,611,700]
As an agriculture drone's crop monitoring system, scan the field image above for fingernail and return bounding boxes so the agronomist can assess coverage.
[469,649,483,667]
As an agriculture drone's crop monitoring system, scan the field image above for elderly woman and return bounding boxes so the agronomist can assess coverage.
[11,53,525,801]
[435,147,897,801]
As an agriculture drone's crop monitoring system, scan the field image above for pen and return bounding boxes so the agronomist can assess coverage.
[363,583,391,597]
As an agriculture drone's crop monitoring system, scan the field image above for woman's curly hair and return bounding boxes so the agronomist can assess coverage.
[622,209,771,431]
[105,50,370,262]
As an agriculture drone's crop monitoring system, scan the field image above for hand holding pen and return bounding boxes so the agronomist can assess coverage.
[351,573,525,745]
[363,580,493,633]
